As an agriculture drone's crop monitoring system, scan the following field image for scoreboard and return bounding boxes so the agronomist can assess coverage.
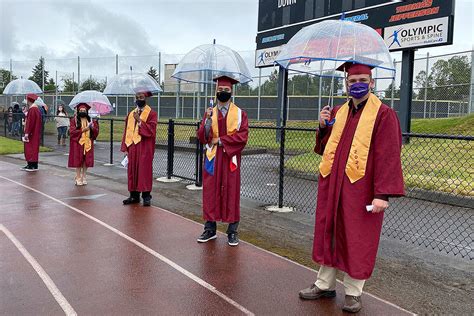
[255,0,455,67]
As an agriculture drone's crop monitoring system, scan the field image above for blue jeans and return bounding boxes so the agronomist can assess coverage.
[57,126,68,140]
[12,122,20,135]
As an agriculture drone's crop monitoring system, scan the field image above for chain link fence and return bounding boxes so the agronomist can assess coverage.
[0,48,472,260]
[2,50,472,120]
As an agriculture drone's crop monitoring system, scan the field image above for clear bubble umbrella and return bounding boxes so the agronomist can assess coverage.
[68,90,112,116]
[103,73,162,95]
[35,97,46,106]
[171,43,253,84]
[2,79,43,95]
[275,19,395,80]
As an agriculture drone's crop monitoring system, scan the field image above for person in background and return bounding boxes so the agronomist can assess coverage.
[6,106,13,135]
[12,103,23,137]
[21,104,27,133]
[68,103,99,186]
[55,104,69,146]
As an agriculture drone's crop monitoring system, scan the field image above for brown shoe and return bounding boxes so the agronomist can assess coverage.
[299,284,336,300]
[343,295,362,313]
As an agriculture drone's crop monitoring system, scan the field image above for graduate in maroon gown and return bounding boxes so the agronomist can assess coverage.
[121,91,157,207]
[299,63,404,313]
[196,76,249,246]
[68,103,99,186]
[21,93,42,172]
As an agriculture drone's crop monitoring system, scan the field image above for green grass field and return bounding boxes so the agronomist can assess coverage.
[0,137,52,155]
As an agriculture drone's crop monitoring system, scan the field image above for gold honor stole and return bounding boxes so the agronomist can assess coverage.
[319,93,382,183]
[124,105,151,147]
[206,102,242,168]
[79,118,92,154]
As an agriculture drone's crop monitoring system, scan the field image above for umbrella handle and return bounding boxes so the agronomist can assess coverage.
[325,118,336,127]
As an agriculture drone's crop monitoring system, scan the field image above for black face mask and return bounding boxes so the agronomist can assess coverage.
[136,100,146,108]
[216,91,232,103]
[78,112,87,118]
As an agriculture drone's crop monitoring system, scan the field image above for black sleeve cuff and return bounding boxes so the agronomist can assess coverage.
[374,194,389,201]
[317,126,327,137]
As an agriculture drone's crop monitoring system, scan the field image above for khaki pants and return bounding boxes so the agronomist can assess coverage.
[315,265,365,297]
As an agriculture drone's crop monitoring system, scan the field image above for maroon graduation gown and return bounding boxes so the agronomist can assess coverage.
[313,102,404,280]
[68,118,99,168]
[121,109,157,192]
[197,109,249,223]
[24,106,41,162]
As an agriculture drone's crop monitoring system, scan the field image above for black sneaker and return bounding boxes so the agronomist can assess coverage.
[123,197,140,205]
[197,230,217,243]
[20,165,30,171]
[143,196,152,207]
[24,165,37,172]
[227,233,239,246]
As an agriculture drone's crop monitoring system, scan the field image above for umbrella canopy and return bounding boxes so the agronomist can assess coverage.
[3,79,43,95]
[56,99,66,106]
[275,20,395,79]
[172,43,252,84]
[35,96,46,106]
[68,90,112,116]
[103,73,162,96]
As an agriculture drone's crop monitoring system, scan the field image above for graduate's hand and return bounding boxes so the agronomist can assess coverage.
[211,137,219,145]
[319,105,331,128]
[206,107,213,119]
[371,198,388,213]
[133,111,140,122]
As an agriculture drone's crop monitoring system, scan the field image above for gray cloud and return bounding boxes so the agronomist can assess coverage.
[0,0,158,61]
[57,0,158,57]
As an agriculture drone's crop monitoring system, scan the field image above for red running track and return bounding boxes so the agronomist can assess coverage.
[0,161,413,315]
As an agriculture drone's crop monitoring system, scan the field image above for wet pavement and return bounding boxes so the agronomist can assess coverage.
[0,160,413,315]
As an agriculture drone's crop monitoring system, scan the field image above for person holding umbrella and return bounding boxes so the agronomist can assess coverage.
[298,62,404,313]
[68,103,99,185]
[121,90,157,207]
[196,75,249,247]
[22,93,42,172]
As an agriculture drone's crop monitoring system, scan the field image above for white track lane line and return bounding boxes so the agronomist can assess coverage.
[0,224,77,316]
[153,204,416,315]
[0,175,254,316]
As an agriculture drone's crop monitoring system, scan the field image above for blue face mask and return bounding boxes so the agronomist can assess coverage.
[349,82,370,99]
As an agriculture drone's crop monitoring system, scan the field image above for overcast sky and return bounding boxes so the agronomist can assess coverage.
[0,0,472,81]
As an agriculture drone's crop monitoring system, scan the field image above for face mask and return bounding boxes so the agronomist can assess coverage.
[78,112,87,118]
[136,100,146,108]
[216,91,231,103]
[349,82,370,99]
